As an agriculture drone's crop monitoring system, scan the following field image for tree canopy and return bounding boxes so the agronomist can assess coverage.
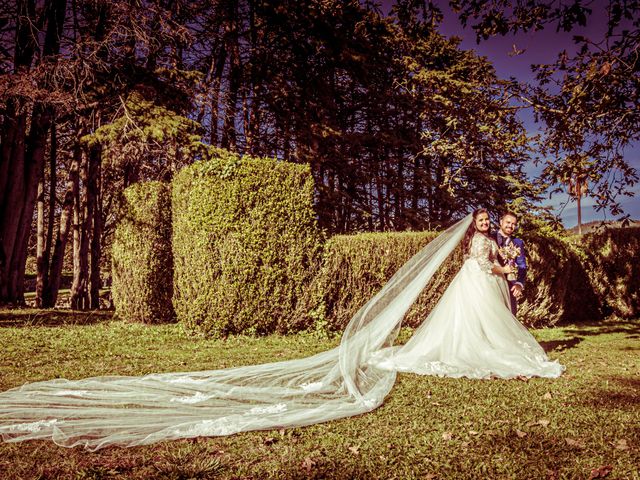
[447,0,640,218]
[0,0,636,306]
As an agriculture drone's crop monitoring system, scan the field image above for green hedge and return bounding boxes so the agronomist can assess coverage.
[305,229,611,331]
[172,149,323,337]
[579,226,640,318]
[517,232,600,326]
[304,231,464,331]
[111,181,174,323]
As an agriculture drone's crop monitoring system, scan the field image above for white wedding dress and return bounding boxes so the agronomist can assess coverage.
[368,232,565,379]
[0,215,563,450]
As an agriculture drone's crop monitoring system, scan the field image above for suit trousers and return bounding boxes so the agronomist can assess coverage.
[506,280,518,315]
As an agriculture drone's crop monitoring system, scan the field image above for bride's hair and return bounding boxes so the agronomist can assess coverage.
[462,208,492,254]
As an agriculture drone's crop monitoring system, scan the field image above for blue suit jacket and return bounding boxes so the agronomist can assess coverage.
[495,233,527,287]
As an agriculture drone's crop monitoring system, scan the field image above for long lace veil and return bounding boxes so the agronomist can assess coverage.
[0,214,472,450]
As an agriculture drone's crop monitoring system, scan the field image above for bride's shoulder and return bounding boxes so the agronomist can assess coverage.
[471,232,496,248]
[472,232,492,242]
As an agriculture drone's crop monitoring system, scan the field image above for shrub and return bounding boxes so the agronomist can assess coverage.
[518,232,600,326]
[306,229,603,331]
[172,149,323,337]
[304,230,464,331]
[111,181,174,323]
[579,226,640,318]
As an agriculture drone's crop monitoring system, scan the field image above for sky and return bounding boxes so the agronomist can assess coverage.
[380,0,640,227]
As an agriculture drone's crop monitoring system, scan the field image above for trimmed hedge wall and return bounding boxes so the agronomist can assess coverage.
[111,146,637,332]
[305,228,619,331]
[580,227,640,318]
[305,231,461,330]
[112,181,174,323]
[517,232,600,326]
[172,149,323,337]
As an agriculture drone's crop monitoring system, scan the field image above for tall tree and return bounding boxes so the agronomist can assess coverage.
[0,0,67,304]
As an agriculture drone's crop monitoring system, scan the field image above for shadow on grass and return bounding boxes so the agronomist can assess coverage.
[538,336,584,353]
[561,320,640,338]
[538,320,640,353]
[577,376,640,410]
[0,309,114,328]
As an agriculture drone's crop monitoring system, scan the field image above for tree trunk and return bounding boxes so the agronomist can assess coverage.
[0,109,28,302]
[70,148,89,310]
[88,144,102,309]
[7,104,53,304]
[396,154,404,230]
[0,102,24,228]
[221,2,241,151]
[245,0,258,153]
[44,138,79,307]
[36,121,57,307]
[36,157,46,306]
[209,43,227,146]
[44,122,57,289]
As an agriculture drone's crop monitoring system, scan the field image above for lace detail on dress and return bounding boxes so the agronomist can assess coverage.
[466,233,497,274]
[246,403,287,415]
[0,419,58,433]
[169,418,241,437]
[170,392,213,404]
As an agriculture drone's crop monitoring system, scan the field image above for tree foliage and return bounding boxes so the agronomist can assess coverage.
[447,0,640,219]
[0,0,589,307]
[112,181,174,323]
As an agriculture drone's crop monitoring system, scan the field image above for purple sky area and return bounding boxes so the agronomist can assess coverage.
[379,0,640,227]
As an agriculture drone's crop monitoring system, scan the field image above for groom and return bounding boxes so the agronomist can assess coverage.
[495,211,527,315]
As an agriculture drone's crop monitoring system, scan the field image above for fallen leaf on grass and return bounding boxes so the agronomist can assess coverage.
[424,474,437,480]
[543,392,553,400]
[442,432,453,441]
[515,429,527,438]
[589,464,613,479]
[565,438,585,448]
[546,468,559,480]
[468,430,479,436]
[301,457,315,474]
[348,445,360,455]
[493,419,510,425]
[526,419,550,428]
[614,439,629,450]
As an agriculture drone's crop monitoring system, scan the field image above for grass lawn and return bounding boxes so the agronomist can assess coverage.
[0,309,638,479]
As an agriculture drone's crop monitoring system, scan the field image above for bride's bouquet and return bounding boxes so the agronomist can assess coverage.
[498,243,521,281]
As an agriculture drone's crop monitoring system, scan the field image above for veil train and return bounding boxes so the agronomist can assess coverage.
[0,215,472,450]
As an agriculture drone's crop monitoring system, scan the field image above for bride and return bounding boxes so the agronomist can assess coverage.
[368,208,564,379]
[0,209,563,450]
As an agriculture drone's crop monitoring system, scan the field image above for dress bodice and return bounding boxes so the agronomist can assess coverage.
[465,232,498,274]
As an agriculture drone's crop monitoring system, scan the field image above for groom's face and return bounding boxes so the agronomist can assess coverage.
[500,214,517,236]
